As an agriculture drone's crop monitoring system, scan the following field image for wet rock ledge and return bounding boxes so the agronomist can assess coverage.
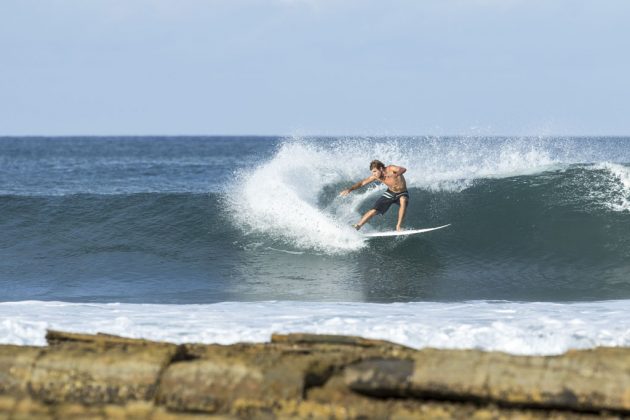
[0,331,629,419]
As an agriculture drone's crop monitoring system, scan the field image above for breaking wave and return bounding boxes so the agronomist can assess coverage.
[228,137,630,253]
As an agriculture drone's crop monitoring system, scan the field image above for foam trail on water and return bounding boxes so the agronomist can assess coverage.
[2,300,630,355]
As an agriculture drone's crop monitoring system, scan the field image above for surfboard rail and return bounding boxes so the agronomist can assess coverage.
[362,224,451,238]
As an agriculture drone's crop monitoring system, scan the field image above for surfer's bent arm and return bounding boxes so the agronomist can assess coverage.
[339,176,376,196]
[387,165,406,177]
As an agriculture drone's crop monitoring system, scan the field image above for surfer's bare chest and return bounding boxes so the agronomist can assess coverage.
[379,169,406,192]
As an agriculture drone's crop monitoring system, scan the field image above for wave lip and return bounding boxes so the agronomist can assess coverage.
[596,162,630,212]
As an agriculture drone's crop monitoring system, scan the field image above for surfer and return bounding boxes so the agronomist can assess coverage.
[339,160,409,231]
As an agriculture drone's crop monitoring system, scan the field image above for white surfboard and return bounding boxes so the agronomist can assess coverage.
[363,224,451,238]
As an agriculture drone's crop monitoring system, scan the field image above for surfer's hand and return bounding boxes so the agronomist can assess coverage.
[339,189,350,197]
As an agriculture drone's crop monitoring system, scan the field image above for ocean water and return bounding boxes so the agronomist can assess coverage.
[1,136,629,354]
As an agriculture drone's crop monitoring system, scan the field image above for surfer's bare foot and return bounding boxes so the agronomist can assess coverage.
[353,224,361,230]
[396,225,402,231]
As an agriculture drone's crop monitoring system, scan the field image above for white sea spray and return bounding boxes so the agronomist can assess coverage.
[227,137,562,253]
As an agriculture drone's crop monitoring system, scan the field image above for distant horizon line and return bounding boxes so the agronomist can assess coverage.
[1,134,629,139]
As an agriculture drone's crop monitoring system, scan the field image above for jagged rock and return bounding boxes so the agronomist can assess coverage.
[10,397,53,420]
[45,330,173,347]
[156,339,416,414]
[27,331,180,405]
[271,333,413,349]
[344,358,415,398]
[157,343,343,413]
[344,348,630,414]
[0,346,42,397]
[1,331,629,418]
[0,395,17,420]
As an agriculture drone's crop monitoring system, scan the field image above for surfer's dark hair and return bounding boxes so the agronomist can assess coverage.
[370,160,385,170]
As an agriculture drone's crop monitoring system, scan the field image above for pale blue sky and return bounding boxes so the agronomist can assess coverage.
[1,0,629,136]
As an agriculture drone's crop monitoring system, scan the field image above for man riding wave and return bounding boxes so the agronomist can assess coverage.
[339,160,409,231]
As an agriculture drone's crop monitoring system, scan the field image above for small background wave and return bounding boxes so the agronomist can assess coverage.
[0,136,275,195]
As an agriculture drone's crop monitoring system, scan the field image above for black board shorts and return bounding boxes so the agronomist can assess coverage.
[372,190,409,215]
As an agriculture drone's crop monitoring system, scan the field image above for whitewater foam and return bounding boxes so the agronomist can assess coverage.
[2,300,629,356]
[228,138,565,252]
[228,142,366,253]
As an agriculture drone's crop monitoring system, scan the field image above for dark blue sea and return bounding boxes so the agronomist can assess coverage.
[1,136,629,353]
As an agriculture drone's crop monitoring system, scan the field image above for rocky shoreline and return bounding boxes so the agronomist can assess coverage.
[0,330,629,419]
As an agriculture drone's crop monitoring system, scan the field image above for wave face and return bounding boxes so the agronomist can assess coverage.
[1,136,630,303]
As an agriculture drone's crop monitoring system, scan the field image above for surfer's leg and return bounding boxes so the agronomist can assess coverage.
[356,192,394,230]
[355,209,378,230]
[396,196,408,231]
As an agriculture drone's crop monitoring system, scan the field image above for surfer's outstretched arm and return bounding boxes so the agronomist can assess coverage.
[339,176,376,196]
